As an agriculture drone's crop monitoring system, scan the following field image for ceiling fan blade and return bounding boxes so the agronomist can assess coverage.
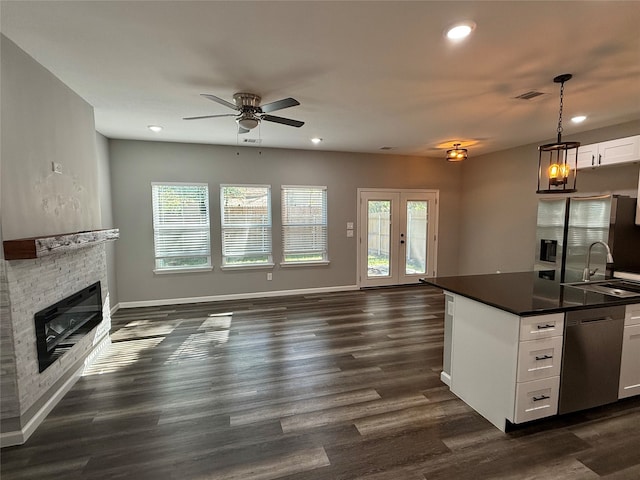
[260,97,300,113]
[183,113,237,120]
[200,93,238,110]
[262,114,304,128]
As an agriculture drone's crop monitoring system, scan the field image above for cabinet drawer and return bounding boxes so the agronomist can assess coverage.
[625,304,640,327]
[514,376,560,424]
[517,336,563,382]
[519,313,564,341]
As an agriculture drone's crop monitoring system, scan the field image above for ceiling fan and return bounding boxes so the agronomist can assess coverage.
[183,92,304,133]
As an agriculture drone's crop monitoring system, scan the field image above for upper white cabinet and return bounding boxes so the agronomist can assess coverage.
[576,135,640,170]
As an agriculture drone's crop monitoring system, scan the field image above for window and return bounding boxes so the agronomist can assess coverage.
[220,185,272,266]
[151,183,211,272]
[281,185,328,264]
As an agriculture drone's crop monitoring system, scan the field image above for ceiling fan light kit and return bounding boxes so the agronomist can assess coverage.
[537,73,579,194]
[183,92,304,134]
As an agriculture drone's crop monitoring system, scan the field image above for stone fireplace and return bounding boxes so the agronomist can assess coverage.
[0,229,117,447]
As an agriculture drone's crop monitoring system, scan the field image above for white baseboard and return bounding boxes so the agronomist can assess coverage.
[118,284,359,309]
[0,335,111,448]
[110,302,120,316]
[440,371,451,387]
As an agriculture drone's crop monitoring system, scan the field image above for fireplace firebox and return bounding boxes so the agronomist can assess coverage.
[34,281,103,373]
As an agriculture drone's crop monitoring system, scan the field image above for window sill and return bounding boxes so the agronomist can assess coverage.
[280,261,330,267]
[220,263,275,271]
[153,266,213,275]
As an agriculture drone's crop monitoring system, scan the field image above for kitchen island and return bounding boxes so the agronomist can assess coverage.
[421,271,640,431]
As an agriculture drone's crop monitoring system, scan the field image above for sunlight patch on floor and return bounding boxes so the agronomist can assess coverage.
[165,313,233,364]
[110,319,179,341]
[83,337,164,375]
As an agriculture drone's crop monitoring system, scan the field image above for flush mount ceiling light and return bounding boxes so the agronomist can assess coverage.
[537,74,580,194]
[446,22,475,40]
[148,125,163,132]
[571,115,587,124]
[311,137,322,144]
[446,143,468,162]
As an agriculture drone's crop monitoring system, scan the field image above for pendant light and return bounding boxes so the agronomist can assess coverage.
[537,74,580,194]
[446,143,468,162]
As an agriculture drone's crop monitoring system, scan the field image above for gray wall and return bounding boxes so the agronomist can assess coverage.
[110,140,462,304]
[0,35,101,240]
[96,133,118,307]
[458,120,640,275]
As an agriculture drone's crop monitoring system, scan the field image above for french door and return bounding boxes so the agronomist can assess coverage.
[358,189,438,287]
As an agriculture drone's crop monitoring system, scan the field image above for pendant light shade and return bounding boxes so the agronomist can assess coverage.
[446,143,468,162]
[537,74,579,194]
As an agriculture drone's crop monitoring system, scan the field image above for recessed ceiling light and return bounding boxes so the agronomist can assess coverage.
[311,137,322,144]
[148,125,163,132]
[446,22,475,40]
[571,115,587,124]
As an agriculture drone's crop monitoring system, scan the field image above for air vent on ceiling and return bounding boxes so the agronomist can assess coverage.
[514,90,547,100]
[379,146,393,150]
[242,138,261,144]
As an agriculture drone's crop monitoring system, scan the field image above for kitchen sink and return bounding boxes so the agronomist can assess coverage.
[562,279,640,298]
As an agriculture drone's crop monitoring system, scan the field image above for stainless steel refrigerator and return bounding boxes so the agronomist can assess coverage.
[534,195,640,283]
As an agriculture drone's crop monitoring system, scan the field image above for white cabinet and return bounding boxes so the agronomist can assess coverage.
[577,135,640,170]
[619,303,640,399]
[449,296,563,431]
[636,168,640,226]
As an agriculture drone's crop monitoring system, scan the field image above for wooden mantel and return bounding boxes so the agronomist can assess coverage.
[3,229,119,260]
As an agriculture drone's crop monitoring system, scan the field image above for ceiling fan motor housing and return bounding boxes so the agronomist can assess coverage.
[234,93,262,129]
[233,93,261,109]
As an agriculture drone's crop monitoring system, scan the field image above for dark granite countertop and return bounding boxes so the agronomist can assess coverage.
[420,271,640,316]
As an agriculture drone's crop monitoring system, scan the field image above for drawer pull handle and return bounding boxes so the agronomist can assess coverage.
[535,354,553,361]
[537,324,555,330]
[532,395,550,402]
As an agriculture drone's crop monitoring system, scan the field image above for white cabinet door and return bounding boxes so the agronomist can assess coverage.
[636,168,640,225]
[619,323,640,399]
[599,135,640,166]
[576,143,599,169]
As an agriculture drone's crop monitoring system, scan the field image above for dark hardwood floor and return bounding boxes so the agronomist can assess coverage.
[2,285,639,479]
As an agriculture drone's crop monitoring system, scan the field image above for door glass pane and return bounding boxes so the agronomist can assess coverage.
[367,200,391,277]
[405,201,427,275]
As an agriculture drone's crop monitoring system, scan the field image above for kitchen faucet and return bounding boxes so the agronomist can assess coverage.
[582,241,614,282]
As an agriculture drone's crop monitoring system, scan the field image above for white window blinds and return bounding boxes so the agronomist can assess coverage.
[281,186,328,263]
[152,183,211,271]
[220,185,272,266]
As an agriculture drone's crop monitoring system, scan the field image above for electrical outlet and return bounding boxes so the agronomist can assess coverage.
[52,162,62,174]
[267,272,273,281]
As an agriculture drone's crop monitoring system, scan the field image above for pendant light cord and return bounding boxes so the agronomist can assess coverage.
[557,80,565,143]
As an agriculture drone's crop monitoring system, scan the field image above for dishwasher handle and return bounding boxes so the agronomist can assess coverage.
[579,316,615,324]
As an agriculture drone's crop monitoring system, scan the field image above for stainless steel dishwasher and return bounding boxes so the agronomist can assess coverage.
[558,305,625,415]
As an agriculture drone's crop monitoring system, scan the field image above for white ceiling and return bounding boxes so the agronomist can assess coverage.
[2,1,639,158]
